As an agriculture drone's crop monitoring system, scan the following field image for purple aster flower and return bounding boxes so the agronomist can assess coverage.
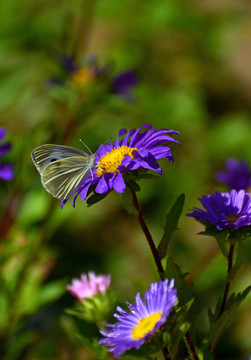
[46,55,79,86]
[47,54,94,87]
[67,272,111,301]
[48,54,109,86]
[48,54,138,101]
[0,127,14,181]
[187,189,251,230]
[110,70,138,102]
[65,124,180,207]
[99,279,177,357]
[215,158,251,191]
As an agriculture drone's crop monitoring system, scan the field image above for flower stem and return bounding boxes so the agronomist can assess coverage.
[130,190,164,278]
[131,190,170,359]
[184,332,200,360]
[162,346,171,360]
[217,243,235,319]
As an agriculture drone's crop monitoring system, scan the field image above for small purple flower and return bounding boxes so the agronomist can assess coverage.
[187,189,251,230]
[47,55,94,87]
[99,279,177,357]
[48,54,138,102]
[67,272,111,301]
[110,70,138,102]
[65,124,180,207]
[215,158,251,191]
[58,55,79,73]
[0,127,14,181]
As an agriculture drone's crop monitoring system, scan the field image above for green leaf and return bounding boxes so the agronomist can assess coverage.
[0,291,8,331]
[199,227,229,258]
[2,331,35,360]
[121,187,137,216]
[214,233,229,258]
[157,193,185,260]
[36,279,66,306]
[165,257,193,304]
[161,299,194,358]
[229,242,245,280]
[203,349,214,360]
[17,190,50,226]
[209,286,251,352]
[124,176,141,192]
[17,279,66,315]
[87,192,108,206]
[164,257,202,330]
[78,335,111,360]
[169,321,191,355]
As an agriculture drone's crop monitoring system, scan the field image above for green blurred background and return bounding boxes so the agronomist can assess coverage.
[0,0,251,359]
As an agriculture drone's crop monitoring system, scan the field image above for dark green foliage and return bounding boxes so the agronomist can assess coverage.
[208,286,251,353]
[158,193,185,260]
[87,192,108,206]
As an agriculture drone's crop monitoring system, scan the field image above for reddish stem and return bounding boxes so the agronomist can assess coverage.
[131,190,164,278]
[185,332,200,360]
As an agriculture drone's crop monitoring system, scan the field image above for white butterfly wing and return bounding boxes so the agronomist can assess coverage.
[31,145,96,200]
[31,144,89,173]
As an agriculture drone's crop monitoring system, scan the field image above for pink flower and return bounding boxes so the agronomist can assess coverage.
[67,272,111,301]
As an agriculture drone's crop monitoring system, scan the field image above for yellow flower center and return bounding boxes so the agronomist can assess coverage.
[131,312,162,340]
[225,214,241,223]
[72,68,94,85]
[96,146,138,177]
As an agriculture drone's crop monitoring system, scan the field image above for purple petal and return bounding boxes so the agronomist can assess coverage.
[80,181,92,200]
[111,70,138,99]
[95,174,111,194]
[112,173,126,193]
[0,164,14,180]
[129,124,152,147]
[0,143,11,157]
[0,127,6,141]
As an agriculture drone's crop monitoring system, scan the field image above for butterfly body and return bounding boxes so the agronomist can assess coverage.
[31,144,96,200]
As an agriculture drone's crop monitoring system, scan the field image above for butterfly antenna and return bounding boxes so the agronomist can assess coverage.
[97,137,113,151]
[79,139,92,154]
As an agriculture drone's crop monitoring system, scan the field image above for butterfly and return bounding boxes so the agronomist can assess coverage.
[31,144,96,201]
